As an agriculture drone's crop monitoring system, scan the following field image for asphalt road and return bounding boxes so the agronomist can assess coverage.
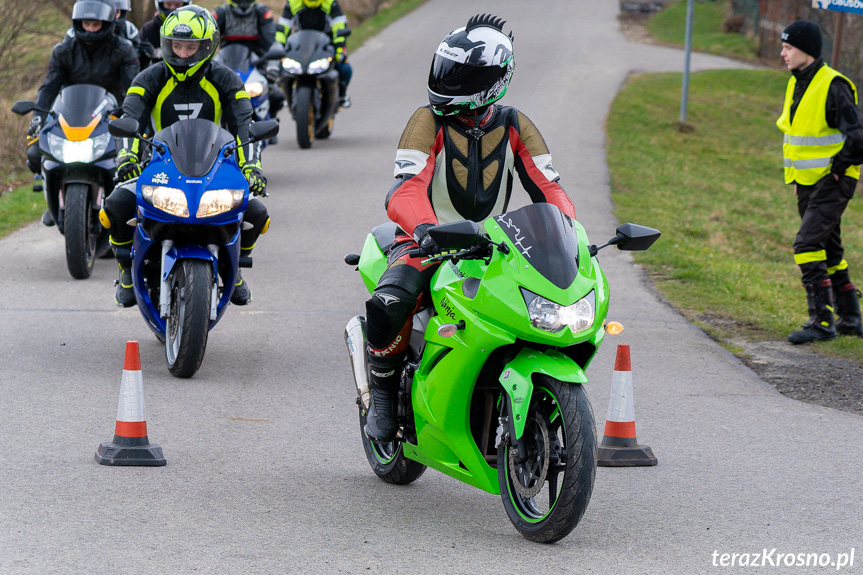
[1,1,861,573]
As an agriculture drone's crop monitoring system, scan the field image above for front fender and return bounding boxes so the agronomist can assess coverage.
[162,244,217,282]
[499,348,588,439]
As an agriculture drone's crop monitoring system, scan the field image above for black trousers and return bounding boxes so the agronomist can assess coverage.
[794,174,857,286]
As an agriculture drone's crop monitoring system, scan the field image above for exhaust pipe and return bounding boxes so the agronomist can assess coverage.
[344,315,370,411]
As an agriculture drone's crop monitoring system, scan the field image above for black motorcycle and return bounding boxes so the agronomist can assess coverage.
[12,84,116,279]
[281,28,348,149]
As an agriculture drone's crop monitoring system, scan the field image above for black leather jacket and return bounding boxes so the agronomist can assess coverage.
[35,33,139,119]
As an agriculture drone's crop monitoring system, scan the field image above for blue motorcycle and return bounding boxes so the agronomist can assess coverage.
[108,117,278,378]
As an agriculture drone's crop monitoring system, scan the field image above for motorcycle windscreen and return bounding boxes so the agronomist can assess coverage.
[154,118,235,178]
[51,84,112,126]
[215,43,253,75]
[287,29,331,65]
[494,203,580,290]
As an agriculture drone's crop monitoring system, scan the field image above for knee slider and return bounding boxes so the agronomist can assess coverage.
[365,265,426,350]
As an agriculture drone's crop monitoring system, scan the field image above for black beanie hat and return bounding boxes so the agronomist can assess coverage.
[781,20,822,58]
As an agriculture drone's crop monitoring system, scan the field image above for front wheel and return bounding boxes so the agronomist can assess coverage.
[165,259,212,378]
[63,183,100,279]
[295,84,315,149]
[498,375,597,543]
[358,404,426,485]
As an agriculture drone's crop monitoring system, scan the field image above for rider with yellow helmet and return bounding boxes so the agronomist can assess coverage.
[104,5,271,308]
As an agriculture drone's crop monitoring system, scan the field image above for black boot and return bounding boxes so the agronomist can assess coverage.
[833,283,863,337]
[41,209,55,227]
[788,279,836,344]
[114,262,135,308]
[364,353,401,443]
[230,270,252,306]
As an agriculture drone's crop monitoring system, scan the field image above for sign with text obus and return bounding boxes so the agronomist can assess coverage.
[812,0,863,15]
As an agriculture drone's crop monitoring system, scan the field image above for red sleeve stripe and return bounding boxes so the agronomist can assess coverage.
[386,127,443,236]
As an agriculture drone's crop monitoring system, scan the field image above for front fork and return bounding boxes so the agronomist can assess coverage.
[158,240,220,321]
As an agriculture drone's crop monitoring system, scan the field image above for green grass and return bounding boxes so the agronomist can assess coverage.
[646,0,758,61]
[0,174,44,237]
[607,69,863,360]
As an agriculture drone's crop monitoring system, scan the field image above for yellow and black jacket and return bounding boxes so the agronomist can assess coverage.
[119,60,259,168]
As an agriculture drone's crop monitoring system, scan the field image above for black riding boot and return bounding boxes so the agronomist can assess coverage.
[833,282,863,337]
[114,260,135,308]
[364,353,401,443]
[788,279,836,344]
[231,248,253,305]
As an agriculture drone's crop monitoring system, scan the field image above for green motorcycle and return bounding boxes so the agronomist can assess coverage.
[344,203,660,543]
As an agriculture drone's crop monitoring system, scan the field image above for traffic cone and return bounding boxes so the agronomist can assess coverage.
[95,341,166,466]
[597,344,657,467]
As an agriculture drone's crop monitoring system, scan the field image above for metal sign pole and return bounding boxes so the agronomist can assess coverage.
[680,0,695,124]
[831,10,846,67]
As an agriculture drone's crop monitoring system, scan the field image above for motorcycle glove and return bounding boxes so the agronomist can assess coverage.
[336,47,348,63]
[116,158,142,182]
[265,62,281,84]
[413,222,441,256]
[27,116,42,139]
[244,165,268,197]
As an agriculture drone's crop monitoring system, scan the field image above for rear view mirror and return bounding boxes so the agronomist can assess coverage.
[108,118,139,138]
[249,119,279,142]
[428,220,481,250]
[614,223,661,251]
[11,100,36,116]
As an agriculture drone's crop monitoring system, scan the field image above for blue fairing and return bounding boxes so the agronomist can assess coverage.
[131,118,249,339]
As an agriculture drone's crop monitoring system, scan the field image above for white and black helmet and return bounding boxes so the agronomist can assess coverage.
[427,14,515,116]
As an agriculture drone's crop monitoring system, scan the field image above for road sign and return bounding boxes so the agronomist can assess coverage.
[812,0,863,15]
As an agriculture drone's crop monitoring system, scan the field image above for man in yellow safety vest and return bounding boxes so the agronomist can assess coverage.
[776,20,863,344]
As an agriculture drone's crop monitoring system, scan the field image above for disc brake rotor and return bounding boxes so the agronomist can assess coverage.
[508,412,551,499]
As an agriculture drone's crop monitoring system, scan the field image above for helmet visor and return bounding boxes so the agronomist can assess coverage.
[72,1,116,23]
[428,56,506,98]
[114,0,131,11]
[161,36,215,68]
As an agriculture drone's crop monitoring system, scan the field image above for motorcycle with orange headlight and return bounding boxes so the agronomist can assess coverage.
[12,84,117,279]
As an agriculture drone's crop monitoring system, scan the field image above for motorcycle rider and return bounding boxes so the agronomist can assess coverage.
[275,0,352,108]
[28,0,140,226]
[111,0,156,64]
[362,14,577,443]
[212,0,286,121]
[139,0,191,67]
[102,5,270,308]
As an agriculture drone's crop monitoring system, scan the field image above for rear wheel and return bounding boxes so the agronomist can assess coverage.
[63,183,99,279]
[358,403,426,485]
[165,259,211,378]
[295,85,315,149]
[498,376,596,543]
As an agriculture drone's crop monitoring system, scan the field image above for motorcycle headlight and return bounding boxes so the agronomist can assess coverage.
[245,81,265,98]
[307,57,331,74]
[45,132,110,163]
[524,290,595,334]
[196,188,245,218]
[142,185,188,217]
[282,57,302,74]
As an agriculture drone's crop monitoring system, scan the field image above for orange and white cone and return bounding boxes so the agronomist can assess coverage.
[597,344,657,467]
[95,341,166,466]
